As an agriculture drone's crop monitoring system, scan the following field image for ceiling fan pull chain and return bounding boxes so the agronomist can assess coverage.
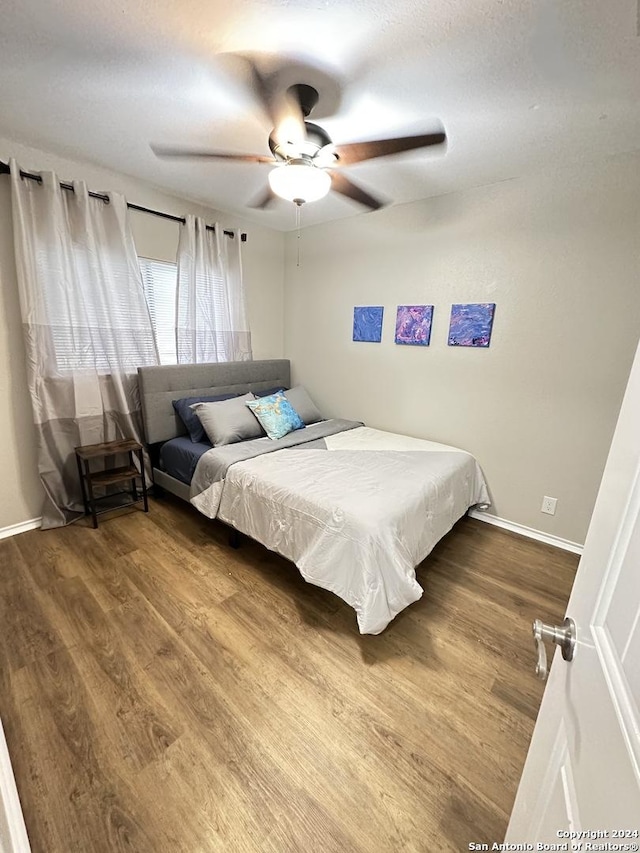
[295,201,302,267]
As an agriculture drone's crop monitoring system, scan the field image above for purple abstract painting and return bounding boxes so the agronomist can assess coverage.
[395,305,433,346]
[353,306,384,342]
[448,303,496,347]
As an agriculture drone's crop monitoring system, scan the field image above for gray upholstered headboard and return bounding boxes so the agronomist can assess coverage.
[137,359,291,445]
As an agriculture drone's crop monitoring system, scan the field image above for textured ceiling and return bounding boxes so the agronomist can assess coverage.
[1,0,639,230]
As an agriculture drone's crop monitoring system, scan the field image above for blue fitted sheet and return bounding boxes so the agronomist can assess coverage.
[159,437,212,485]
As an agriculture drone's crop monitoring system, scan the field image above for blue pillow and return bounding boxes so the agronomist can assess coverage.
[173,393,237,443]
[245,392,304,441]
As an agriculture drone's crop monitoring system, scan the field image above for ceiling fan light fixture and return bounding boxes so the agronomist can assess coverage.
[268,161,331,204]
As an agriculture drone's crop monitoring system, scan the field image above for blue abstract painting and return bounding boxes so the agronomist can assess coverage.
[448,303,496,347]
[353,306,384,342]
[395,305,433,346]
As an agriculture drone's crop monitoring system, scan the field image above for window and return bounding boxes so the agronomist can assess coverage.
[139,257,178,365]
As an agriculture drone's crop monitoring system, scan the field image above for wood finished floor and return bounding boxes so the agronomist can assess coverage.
[0,498,578,853]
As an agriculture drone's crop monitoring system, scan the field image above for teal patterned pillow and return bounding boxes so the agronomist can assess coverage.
[246,392,304,441]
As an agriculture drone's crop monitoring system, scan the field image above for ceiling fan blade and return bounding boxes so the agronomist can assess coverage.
[334,131,446,166]
[151,144,273,164]
[330,172,386,211]
[249,186,278,209]
[244,59,306,145]
[245,59,278,127]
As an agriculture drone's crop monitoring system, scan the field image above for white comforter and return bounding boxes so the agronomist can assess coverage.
[194,426,489,634]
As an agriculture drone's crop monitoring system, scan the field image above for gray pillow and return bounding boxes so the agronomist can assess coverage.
[190,393,263,447]
[284,386,323,425]
[173,393,238,443]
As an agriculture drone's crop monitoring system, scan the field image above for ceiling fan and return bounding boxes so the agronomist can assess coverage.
[151,62,446,211]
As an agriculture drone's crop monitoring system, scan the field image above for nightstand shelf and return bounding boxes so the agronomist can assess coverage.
[75,438,148,528]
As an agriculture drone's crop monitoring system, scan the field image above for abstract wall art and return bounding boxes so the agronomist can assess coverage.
[395,305,434,346]
[353,306,384,342]
[448,303,496,348]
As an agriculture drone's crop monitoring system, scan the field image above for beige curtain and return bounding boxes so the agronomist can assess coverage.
[10,160,159,528]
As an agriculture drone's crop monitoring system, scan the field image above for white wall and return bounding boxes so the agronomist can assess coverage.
[283,152,640,545]
[0,136,285,530]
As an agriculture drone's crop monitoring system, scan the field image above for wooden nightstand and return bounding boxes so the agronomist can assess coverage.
[75,438,149,529]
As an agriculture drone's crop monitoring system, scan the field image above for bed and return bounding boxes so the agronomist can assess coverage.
[138,359,490,634]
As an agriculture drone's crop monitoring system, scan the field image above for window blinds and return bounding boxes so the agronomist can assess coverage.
[139,257,178,366]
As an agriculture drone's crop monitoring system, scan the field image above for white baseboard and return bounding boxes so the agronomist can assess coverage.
[468,509,584,555]
[0,719,31,852]
[1,511,582,555]
[0,518,42,541]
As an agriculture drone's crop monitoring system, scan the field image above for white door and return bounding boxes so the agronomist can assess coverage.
[507,336,640,843]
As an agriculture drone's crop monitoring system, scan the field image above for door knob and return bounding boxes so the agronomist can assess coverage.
[532,617,576,681]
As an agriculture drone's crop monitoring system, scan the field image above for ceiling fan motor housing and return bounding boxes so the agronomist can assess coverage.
[269,122,336,162]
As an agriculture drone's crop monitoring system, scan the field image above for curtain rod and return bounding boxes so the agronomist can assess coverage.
[0,160,247,242]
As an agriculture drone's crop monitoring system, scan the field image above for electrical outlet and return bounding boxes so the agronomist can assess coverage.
[541,496,557,515]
